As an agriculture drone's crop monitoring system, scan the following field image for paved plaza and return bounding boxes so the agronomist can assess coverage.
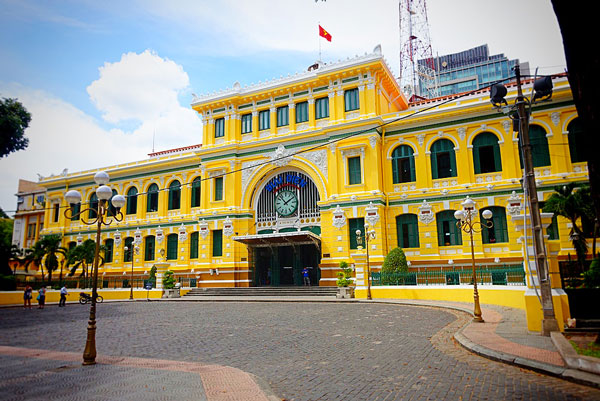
[1,301,599,400]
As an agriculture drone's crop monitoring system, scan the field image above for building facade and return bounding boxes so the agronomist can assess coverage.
[36,49,586,307]
[12,179,46,252]
[420,44,529,97]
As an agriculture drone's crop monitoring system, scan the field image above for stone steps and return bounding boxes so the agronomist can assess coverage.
[184,286,337,297]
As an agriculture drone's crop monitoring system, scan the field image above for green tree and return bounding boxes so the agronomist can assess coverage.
[0,97,31,158]
[21,240,46,282]
[67,239,104,286]
[163,270,175,289]
[0,215,17,275]
[40,235,67,283]
[543,183,589,270]
[381,247,408,285]
[336,260,353,287]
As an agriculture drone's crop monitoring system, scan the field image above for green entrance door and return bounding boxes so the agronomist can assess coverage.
[252,243,320,287]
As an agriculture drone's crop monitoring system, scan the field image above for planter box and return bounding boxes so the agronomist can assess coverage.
[336,287,354,299]
[162,288,180,298]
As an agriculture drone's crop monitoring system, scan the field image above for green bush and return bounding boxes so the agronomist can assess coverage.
[582,257,600,288]
[381,247,408,285]
[163,270,175,289]
[0,274,16,291]
[336,261,353,287]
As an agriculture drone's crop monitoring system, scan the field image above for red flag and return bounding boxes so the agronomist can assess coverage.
[319,25,332,42]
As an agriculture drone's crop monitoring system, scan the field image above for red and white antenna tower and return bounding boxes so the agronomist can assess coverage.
[398,0,438,100]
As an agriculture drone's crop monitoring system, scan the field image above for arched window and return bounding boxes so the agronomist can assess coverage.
[191,177,201,208]
[168,180,181,210]
[166,234,178,260]
[431,139,457,179]
[104,239,114,263]
[107,189,118,216]
[480,206,508,244]
[436,210,462,246]
[190,232,199,259]
[519,125,550,168]
[123,237,134,262]
[144,236,155,261]
[89,193,98,219]
[567,118,587,163]
[126,187,138,215]
[473,132,502,174]
[391,145,416,183]
[147,184,159,212]
[396,214,419,248]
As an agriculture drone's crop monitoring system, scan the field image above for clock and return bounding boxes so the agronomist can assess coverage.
[275,190,298,216]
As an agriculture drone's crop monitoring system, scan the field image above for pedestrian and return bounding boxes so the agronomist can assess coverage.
[23,284,33,309]
[59,285,68,307]
[302,267,310,286]
[37,286,46,309]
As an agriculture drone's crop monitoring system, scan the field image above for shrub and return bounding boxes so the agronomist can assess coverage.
[163,270,175,289]
[336,261,353,287]
[381,247,408,285]
[582,257,600,288]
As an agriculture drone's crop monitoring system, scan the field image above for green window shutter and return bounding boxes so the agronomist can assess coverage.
[70,202,80,220]
[431,139,456,179]
[529,125,551,167]
[126,187,138,215]
[449,149,457,177]
[147,184,159,212]
[212,230,223,257]
[431,150,438,180]
[547,215,560,240]
[104,239,114,263]
[568,118,586,163]
[191,177,201,208]
[437,210,462,246]
[473,145,481,175]
[124,237,134,262]
[277,106,289,127]
[480,207,508,244]
[296,102,308,123]
[215,118,225,138]
[349,218,365,249]
[392,157,400,183]
[392,145,415,183]
[241,113,252,134]
[168,181,181,210]
[89,193,98,219]
[396,214,419,248]
[473,132,502,174]
[190,232,199,259]
[348,156,362,185]
[214,177,223,201]
[315,97,329,119]
[259,110,270,130]
[144,236,155,261]
[344,88,359,112]
[166,234,178,260]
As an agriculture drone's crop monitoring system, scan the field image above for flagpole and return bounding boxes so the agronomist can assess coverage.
[318,22,322,62]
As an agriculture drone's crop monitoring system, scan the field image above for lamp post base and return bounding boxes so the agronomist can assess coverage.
[541,318,560,336]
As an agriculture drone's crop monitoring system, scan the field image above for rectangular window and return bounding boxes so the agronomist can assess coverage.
[214,117,225,138]
[348,156,362,185]
[190,232,199,259]
[241,113,252,134]
[344,88,359,112]
[259,110,270,131]
[214,177,223,201]
[349,218,365,250]
[27,223,36,239]
[276,106,289,127]
[315,97,329,119]
[53,203,60,222]
[212,230,223,257]
[295,102,308,123]
[144,236,155,261]
[104,239,114,263]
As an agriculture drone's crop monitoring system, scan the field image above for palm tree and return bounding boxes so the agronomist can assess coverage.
[543,183,589,270]
[21,240,46,283]
[40,235,67,284]
[67,239,104,287]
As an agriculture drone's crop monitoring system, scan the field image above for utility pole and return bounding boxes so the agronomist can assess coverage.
[515,65,560,335]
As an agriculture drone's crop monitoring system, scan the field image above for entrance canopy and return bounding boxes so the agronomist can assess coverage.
[232,231,321,248]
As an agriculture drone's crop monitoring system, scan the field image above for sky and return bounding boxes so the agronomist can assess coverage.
[0,0,566,215]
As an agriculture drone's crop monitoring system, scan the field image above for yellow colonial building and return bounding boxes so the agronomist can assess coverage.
[37,48,588,331]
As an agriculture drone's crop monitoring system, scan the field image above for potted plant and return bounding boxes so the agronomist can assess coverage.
[162,270,180,298]
[336,261,354,299]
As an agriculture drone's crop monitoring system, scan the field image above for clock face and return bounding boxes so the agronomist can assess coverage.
[275,190,298,216]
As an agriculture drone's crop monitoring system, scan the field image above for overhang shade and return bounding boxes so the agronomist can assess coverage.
[232,231,321,248]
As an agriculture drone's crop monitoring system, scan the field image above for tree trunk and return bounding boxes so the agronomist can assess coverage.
[551,1,600,231]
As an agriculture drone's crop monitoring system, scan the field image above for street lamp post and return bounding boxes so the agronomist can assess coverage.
[454,197,492,323]
[124,245,139,300]
[356,224,376,301]
[64,171,125,365]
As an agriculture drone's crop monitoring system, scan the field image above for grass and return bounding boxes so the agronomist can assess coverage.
[570,340,600,359]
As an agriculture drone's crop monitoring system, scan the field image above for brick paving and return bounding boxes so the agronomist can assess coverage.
[1,301,599,400]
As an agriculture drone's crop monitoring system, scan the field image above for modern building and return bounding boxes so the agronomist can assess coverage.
[12,179,46,252]
[35,47,587,331]
[419,44,529,97]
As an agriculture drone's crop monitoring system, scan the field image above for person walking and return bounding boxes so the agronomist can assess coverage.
[37,286,46,309]
[23,284,33,309]
[59,285,68,307]
[302,267,310,286]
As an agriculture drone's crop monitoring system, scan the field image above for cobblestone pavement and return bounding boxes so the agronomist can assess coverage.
[1,302,599,401]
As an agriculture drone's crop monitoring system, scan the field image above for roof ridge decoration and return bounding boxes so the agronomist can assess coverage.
[191,45,389,106]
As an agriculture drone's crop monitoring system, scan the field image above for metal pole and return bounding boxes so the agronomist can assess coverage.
[515,65,559,335]
[366,233,372,300]
[468,213,484,322]
[130,248,134,300]
[82,200,103,365]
